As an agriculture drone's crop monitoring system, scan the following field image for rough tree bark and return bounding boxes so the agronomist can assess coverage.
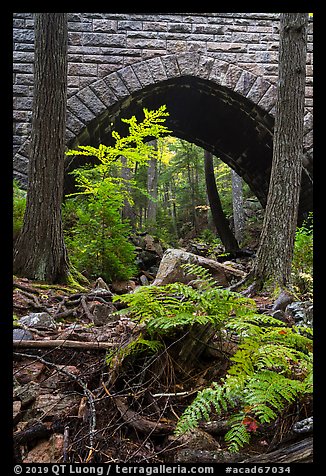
[250,13,308,289]
[13,13,69,283]
[231,170,245,244]
[204,150,239,252]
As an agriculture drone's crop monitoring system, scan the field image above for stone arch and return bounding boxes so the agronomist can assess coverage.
[13,53,313,219]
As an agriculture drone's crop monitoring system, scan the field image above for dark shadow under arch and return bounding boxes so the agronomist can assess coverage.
[64,75,312,222]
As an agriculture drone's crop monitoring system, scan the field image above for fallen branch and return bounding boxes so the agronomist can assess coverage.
[13,339,116,350]
[150,390,198,398]
[14,421,62,446]
[199,419,230,436]
[63,425,70,463]
[115,396,175,435]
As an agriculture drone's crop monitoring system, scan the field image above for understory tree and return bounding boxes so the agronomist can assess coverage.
[64,106,171,281]
[204,150,239,252]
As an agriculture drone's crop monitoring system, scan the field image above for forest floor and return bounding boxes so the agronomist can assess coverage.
[13,267,312,464]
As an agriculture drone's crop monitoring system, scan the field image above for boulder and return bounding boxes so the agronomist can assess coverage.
[293,416,313,434]
[25,392,79,420]
[23,433,64,463]
[14,360,45,385]
[169,428,241,463]
[139,274,150,286]
[132,233,164,257]
[132,233,164,270]
[152,249,245,287]
[19,312,57,330]
[14,381,40,408]
[285,301,313,328]
[111,280,137,294]
[13,328,34,341]
[88,301,118,326]
[13,400,22,425]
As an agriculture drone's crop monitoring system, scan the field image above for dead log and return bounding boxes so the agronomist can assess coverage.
[14,422,52,445]
[242,437,313,463]
[13,339,116,350]
[199,418,231,435]
[115,397,175,435]
[174,448,243,463]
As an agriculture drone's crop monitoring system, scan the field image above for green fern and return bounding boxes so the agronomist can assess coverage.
[114,264,312,453]
[175,321,312,451]
[114,281,256,337]
[180,262,217,289]
[105,335,162,369]
[224,413,251,453]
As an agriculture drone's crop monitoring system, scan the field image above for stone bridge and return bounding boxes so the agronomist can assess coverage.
[13,13,313,219]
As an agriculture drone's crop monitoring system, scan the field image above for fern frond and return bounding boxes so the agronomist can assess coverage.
[256,343,310,374]
[246,371,306,419]
[175,383,227,435]
[224,414,251,453]
[105,335,162,369]
[180,263,217,289]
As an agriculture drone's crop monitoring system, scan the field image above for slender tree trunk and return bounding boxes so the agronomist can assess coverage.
[13,13,69,283]
[186,155,197,231]
[204,151,239,252]
[120,156,136,227]
[170,178,179,238]
[147,140,158,227]
[231,170,245,244]
[252,13,308,288]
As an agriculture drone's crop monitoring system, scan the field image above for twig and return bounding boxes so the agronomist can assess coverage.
[150,390,197,398]
[87,296,112,304]
[13,339,116,350]
[227,271,253,292]
[17,289,40,301]
[63,425,70,463]
[54,298,67,316]
[13,303,30,310]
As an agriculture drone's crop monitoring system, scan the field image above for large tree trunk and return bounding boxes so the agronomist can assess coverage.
[13,14,69,283]
[204,151,239,252]
[252,13,308,288]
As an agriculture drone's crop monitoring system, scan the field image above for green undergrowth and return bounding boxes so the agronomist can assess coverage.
[114,263,313,453]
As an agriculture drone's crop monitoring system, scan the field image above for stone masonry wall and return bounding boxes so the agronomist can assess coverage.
[13,13,313,158]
